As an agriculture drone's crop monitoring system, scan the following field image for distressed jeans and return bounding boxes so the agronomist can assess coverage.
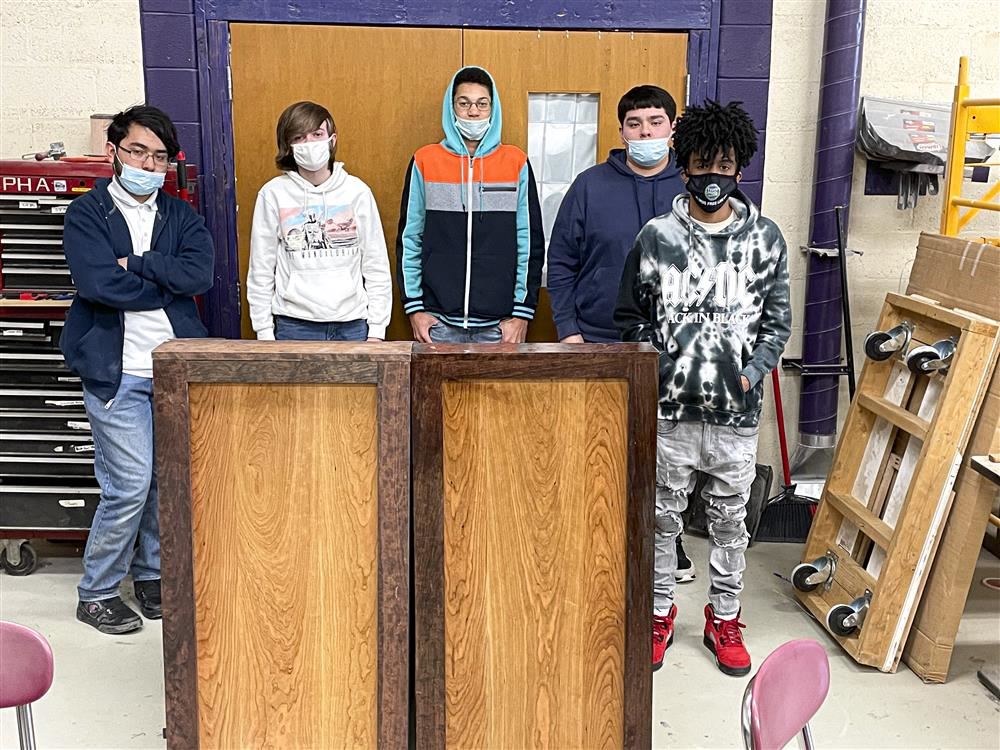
[655,419,759,618]
[79,374,159,601]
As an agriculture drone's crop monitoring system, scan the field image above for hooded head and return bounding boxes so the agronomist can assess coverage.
[441,66,503,157]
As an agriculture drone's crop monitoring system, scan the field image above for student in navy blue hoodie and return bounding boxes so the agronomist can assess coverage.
[60,106,214,635]
[547,85,685,344]
[546,85,696,581]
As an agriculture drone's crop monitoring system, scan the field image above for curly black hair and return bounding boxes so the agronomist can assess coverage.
[672,100,758,172]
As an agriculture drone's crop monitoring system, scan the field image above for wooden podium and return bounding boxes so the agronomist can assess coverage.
[154,340,657,749]
[153,341,410,749]
[412,343,658,749]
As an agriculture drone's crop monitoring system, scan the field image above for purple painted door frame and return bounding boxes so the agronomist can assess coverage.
[140,0,773,337]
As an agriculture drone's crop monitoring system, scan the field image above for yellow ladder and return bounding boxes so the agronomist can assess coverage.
[939,57,1000,242]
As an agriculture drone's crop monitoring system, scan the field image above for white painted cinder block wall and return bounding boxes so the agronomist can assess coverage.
[0,0,144,158]
[1,0,997,480]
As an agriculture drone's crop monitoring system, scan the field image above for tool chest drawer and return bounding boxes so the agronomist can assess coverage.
[0,388,85,411]
[0,485,100,530]
[0,410,89,433]
[0,455,96,478]
[0,431,94,456]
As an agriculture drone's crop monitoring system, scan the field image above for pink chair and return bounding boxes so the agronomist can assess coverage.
[741,639,830,750]
[0,621,54,750]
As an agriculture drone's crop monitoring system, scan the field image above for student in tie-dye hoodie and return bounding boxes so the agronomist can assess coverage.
[615,100,791,678]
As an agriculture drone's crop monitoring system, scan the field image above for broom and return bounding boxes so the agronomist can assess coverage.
[754,369,818,543]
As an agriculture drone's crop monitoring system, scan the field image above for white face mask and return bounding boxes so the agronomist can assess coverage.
[455,117,490,141]
[292,136,332,172]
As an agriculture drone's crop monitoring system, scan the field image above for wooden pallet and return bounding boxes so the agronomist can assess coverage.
[795,293,1000,672]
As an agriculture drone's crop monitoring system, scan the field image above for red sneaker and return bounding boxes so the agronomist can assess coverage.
[652,604,677,672]
[703,605,751,676]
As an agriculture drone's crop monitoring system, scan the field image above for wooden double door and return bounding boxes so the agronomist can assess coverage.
[230,25,687,340]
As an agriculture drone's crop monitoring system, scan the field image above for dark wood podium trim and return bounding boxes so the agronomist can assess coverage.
[153,340,411,749]
[411,343,657,749]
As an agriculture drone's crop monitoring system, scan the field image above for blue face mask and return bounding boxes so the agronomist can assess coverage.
[626,137,670,168]
[455,117,490,142]
[114,150,166,196]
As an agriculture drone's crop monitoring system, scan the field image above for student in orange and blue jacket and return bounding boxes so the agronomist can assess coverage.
[397,66,544,344]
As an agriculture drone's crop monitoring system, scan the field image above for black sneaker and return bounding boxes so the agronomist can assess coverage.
[134,579,162,620]
[77,596,142,634]
[676,537,697,583]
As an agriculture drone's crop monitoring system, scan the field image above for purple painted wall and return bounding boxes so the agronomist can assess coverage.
[141,1,202,169]
[716,0,772,206]
[139,0,774,336]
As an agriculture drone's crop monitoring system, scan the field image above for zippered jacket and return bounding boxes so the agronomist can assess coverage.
[396,67,544,327]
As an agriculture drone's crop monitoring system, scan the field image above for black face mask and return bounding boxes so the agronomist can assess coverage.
[685,172,738,213]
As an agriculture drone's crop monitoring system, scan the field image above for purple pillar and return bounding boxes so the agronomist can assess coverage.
[798,0,866,447]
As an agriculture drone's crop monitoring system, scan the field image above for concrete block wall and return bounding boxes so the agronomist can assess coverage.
[0,0,145,158]
[717,0,773,207]
[140,0,201,167]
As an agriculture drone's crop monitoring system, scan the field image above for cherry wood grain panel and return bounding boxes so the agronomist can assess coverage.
[189,382,379,747]
[442,379,628,749]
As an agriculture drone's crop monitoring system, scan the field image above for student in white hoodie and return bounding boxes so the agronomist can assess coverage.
[248,101,391,341]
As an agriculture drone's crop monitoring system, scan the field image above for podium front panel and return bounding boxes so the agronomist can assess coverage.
[412,344,657,750]
[154,341,410,749]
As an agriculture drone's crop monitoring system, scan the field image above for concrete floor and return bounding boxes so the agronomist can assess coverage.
[1,536,998,749]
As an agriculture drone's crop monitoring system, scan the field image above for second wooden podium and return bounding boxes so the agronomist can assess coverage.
[412,343,658,749]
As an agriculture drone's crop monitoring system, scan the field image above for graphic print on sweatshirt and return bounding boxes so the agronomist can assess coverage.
[653,247,763,420]
[618,193,791,427]
[279,202,359,255]
[660,256,758,326]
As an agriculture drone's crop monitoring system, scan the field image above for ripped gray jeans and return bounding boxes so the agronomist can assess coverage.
[655,419,759,618]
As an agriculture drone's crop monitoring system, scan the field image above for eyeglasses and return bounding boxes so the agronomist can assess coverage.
[117,145,170,166]
[454,98,492,113]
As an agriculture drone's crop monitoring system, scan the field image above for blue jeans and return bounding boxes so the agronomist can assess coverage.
[79,374,159,601]
[428,321,503,343]
[275,316,369,341]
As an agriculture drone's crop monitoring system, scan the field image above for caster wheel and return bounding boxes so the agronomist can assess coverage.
[864,331,894,361]
[1,542,38,576]
[791,563,820,592]
[826,603,858,637]
[906,346,938,374]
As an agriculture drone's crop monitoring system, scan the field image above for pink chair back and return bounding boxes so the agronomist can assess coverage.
[0,621,54,708]
[743,639,830,750]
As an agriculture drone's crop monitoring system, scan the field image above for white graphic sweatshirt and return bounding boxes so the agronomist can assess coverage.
[247,165,392,340]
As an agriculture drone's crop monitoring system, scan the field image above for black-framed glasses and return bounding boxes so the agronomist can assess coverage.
[454,98,492,113]
[117,145,170,166]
